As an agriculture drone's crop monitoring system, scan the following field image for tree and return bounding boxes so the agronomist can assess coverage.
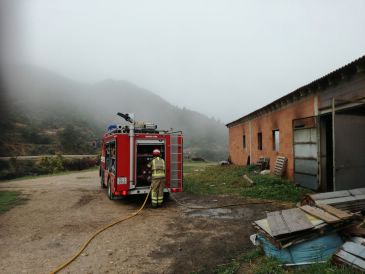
[58,125,83,153]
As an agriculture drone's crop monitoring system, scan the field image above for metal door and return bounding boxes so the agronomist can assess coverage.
[293,117,319,190]
[334,114,365,190]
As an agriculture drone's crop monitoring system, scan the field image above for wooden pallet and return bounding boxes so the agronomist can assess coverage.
[273,156,287,176]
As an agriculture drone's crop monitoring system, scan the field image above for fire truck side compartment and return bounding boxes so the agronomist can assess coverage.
[115,134,130,193]
[136,142,165,187]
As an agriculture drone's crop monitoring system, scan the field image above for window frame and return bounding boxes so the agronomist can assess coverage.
[272,129,280,152]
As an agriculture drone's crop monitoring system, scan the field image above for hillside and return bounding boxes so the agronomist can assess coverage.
[0,65,227,160]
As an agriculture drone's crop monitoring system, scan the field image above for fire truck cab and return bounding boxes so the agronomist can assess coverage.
[99,113,183,199]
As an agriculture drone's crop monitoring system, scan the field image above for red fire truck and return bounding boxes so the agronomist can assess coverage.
[99,113,183,199]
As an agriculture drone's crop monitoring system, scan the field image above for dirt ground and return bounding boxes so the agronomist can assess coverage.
[0,170,283,274]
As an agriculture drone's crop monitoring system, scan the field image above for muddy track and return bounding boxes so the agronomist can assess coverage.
[0,171,283,274]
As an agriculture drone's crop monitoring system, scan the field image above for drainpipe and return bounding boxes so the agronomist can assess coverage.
[249,120,252,164]
[314,95,318,116]
[332,98,336,191]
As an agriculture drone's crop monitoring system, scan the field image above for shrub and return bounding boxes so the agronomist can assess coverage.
[62,157,96,171]
[37,155,65,174]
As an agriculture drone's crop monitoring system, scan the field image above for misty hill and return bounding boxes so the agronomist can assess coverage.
[0,65,227,160]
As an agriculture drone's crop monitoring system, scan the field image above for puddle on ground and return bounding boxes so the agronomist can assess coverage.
[186,207,252,219]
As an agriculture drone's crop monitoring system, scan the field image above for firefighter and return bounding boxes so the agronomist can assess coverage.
[147,149,166,207]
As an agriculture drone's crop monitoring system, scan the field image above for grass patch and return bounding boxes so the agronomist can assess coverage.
[251,256,357,274]
[241,174,310,203]
[213,250,357,274]
[184,164,311,202]
[214,249,263,274]
[0,191,25,213]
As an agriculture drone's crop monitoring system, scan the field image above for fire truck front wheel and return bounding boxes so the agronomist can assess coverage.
[107,178,115,200]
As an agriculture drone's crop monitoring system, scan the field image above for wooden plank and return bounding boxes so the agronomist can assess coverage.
[316,196,357,205]
[350,237,365,245]
[310,190,350,201]
[316,204,353,219]
[300,205,340,223]
[354,194,365,201]
[267,211,290,237]
[342,242,365,259]
[349,188,365,196]
[243,174,254,186]
[336,249,365,270]
[281,208,313,233]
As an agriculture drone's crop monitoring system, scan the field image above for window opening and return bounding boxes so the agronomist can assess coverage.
[273,130,280,151]
[258,132,262,150]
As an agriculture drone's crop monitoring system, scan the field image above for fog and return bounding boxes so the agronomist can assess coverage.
[1,0,365,123]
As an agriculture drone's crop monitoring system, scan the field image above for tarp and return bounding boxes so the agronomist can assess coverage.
[258,233,343,264]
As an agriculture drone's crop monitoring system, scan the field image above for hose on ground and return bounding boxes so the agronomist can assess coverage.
[50,188,271,273]
[49,187,151,274]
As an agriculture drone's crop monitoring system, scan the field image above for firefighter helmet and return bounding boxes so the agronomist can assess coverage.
[153,149,161,156]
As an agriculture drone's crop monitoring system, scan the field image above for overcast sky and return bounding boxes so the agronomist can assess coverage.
[5,0,365,123]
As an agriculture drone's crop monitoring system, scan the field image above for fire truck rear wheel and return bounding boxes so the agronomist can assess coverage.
[107,178,115,200]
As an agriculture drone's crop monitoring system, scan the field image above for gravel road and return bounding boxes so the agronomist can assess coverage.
[0,170,282,274]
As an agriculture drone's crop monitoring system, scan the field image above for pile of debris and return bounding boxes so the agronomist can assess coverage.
[252,188,365,270]
[333,240,365,271]
[302,188,365,212]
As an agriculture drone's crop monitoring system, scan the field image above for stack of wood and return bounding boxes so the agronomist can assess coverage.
[301,188,365,213]
[253,204,360,249]
[333,241,365,271]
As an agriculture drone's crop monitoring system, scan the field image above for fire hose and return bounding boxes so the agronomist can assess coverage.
[49,189,272,273]
[49,187,152,274]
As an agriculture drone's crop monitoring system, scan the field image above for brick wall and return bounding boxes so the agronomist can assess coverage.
[228,96,315,179]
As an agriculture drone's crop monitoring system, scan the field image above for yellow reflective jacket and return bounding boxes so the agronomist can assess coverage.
[148,157,166,178]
